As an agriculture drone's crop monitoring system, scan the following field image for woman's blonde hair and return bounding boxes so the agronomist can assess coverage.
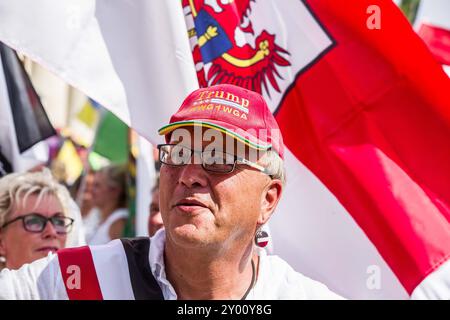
[0,169,72,228]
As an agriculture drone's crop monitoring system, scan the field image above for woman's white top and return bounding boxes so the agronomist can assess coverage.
[87,208,128,245]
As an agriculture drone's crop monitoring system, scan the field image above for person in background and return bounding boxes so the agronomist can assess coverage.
[87,164,128,245]
[70,169,99,242]
[0,84,342,300]
[148,175,164,237]
[71,169,96,218]
[0,169,75,270]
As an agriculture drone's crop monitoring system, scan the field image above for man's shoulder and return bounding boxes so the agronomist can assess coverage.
[59,237,150,254]
[58,237,151,271]
[259,254,344,300]
[119,237,151,249]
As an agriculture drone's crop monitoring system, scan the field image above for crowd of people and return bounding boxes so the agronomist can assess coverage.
[0,84,342,300]
[0,163,162,271]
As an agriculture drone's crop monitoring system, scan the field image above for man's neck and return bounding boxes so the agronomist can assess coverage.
[164,239,257,300]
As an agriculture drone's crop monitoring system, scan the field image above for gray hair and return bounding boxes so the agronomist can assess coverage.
[97,164,127,207]
[0,169,72,227]
[97,164,127,189]
[259,150,286,186]
[151,175,160,193]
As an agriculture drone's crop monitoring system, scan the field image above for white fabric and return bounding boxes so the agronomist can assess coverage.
[135,136,156,237]
[87,208,128,245]
[89,239,135,300]
[271,149,409,299]
[414,0,450,30]
[0,240,135,300]
[411,258,450,300]
[149,229,344,300]
[82,207,101,243]
[0,253,67,300]
[444,65,450,77]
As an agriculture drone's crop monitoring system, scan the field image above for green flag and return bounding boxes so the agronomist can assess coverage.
[92,111,128,164]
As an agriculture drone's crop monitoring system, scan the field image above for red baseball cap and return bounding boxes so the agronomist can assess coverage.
[158,84,284,159]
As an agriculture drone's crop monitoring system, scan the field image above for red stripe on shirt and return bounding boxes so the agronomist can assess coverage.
[57,246,103,300]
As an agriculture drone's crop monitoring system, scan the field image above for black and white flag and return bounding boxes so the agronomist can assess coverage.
[0,42,55,176]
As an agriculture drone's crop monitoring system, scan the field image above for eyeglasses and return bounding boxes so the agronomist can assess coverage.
[158,143,271,175]
[0,213,74,234]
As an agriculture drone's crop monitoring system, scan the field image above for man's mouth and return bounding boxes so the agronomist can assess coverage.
[174,198,209,213]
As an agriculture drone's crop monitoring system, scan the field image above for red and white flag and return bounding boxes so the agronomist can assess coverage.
[415,0,450,75]
[0,0,448,299]
[181,0,450,299]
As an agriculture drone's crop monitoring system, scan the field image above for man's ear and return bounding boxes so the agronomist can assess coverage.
[258,179,283,226]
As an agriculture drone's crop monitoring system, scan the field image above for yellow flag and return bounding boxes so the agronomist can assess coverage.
[56,140,83,185]
[76,100,99,128]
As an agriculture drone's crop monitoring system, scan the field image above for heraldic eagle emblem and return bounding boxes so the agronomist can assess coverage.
[183,0,291,97]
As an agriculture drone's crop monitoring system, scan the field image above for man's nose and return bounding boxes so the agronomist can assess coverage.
[178,152,208,189]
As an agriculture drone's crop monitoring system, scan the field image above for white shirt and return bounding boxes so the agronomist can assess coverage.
[82,208,101,243]
[88,208,128,245]
[149,229,343,300]
[0,229,343,300]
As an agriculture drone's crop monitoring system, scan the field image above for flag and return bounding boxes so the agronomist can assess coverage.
[92,110,128,165]
[181,0,450,299]
[0,42,55,173]
[0,148,12,177]
[87,151,110,171]
[415,0,450,67]
[1,0,449,299]
[417,24,450,65]
[134,136,157,236]
[77,98,100,129]
[0,0,197,140]
[55,139,83,185]
[0,0,196,256]
[123,130,138,238]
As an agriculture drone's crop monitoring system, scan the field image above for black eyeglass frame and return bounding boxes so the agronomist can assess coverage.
[157,143,272,176]
[0,213,75,235]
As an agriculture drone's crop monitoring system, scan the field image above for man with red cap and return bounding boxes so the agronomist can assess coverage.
[0,84,342,300]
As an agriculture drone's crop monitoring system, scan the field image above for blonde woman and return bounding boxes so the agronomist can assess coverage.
[0,170,75,270]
